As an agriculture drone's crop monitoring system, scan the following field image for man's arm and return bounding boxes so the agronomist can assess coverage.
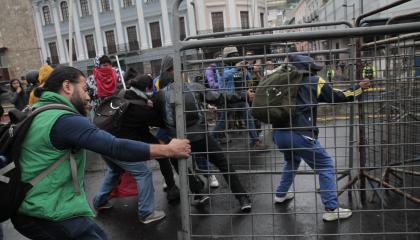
[50,114,190,161]
[317,77,369,103]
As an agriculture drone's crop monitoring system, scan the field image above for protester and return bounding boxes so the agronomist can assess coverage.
[213,47,268,150]
[155,56,252,212]
[28,64,54,106]
[11,66,191,239]
[87,55,124,111]
[8,79,28,110]
[272,55,370,221]
[94,75,181,224]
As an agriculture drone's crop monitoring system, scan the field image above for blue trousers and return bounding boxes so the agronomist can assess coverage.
[11,215,106,240]
[93,156,154,219]
[213,101,259,144]
[273,130,338,210]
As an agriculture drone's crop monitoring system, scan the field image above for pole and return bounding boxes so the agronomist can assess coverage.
[115,55,126,90]
[68,0,74,66]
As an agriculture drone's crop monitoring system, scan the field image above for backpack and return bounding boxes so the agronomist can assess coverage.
[93,90,146,135]
[0,104,79,222]
[251,68,308,127]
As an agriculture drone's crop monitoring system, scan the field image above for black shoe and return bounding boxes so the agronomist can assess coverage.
[239,196,252,213]
[193,195,210,206]
[167,185,180,202]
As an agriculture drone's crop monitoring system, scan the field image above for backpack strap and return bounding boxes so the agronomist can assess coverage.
[0,162,15,183]
[25,104,80,194]
[28,152,80,195]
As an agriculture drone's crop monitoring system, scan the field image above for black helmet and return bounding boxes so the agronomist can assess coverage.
[25,70,39,85]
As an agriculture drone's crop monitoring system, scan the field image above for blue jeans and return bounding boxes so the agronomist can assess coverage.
[273,130,338,210]
[93,157,155,219]
[213,101,259,144]
[11,215,106,240]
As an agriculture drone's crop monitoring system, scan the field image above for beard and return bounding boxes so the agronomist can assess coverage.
[71,90,88,116]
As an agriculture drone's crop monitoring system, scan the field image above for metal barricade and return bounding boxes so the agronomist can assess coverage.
[171,1,420,239]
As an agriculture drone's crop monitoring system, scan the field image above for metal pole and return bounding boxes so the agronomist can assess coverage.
[180,22,420,50]
[68,0,74,66]
[114,55,126,90]
[172,0,191,239]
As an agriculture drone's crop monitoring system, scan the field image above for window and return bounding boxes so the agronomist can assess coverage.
[101,0,111,12]
[43,6,52,25]
[179,17,186,40]
[123,0,133,8]
[105,30,116,54]
[211,12,224,33]
[150,59,162,76]
[85,34,96,58]
[80,0,90,17]
[48,42,59,64]
[126,26,139,51]
[149,22,162,48]
[61,1,69,21]
[260,13,264,28]
[66,39,77,61]
[240,11,250,29]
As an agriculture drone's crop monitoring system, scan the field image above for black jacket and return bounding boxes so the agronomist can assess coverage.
[116,89,164,141]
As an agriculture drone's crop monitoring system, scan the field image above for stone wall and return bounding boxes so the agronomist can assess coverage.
[0,0,42,80]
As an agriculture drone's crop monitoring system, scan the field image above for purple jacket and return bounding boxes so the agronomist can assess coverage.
[205,64,221,89]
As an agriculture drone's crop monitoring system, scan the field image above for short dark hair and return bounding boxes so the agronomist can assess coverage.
[99,55,112,65]
[129,74,153,91]
[34,66,85,97]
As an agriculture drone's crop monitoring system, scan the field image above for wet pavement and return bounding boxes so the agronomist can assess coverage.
[3,123,420,240]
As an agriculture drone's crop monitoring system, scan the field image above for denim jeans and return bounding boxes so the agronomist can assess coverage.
[273,130,338,210]
[11,215,107,240]
[93,156,154,219]
[213,101,259,144]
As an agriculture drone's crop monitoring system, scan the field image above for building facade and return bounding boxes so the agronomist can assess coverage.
[0,0,42,81]
[32,0,266,75]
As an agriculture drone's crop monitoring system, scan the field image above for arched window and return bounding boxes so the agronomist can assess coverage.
[101,0,110,12]
[61,1,69,21]
[42,6,52,25]
[80,0,89,17]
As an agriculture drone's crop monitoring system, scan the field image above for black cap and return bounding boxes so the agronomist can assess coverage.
[288,55,323,72]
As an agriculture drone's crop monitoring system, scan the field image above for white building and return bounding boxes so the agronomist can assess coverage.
[31,0,266,74]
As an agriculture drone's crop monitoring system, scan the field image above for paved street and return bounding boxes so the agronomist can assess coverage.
[3,124,420,240]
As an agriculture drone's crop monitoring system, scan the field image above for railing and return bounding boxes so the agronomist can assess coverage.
[103,41,141,55]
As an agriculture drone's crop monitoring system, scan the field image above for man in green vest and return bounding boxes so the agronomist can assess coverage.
[11,66,191,240]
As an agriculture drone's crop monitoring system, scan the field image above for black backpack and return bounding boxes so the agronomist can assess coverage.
[251,68,309,127]
[0,104,79,222]
[93,90,146,135]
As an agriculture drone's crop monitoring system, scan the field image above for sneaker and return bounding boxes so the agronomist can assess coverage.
[252,141,269,150]
[322,207,352,221]
[238,196,252,213]
[139,210,166,224]
[192,195,210,206]
[274,192,295,204]
[209,175,220,188]
[166,185,180,202]
[94,201,113,211]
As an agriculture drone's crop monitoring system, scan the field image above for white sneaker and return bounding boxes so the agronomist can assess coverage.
[322,207,352,221]
[274,192,295,203]
[209,175,219,188]
[139,210,166,224]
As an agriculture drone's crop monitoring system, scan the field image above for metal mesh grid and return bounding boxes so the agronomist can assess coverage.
[169,4,420,239]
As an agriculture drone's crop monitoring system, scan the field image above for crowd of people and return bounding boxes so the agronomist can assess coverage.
[0,48,371,239]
